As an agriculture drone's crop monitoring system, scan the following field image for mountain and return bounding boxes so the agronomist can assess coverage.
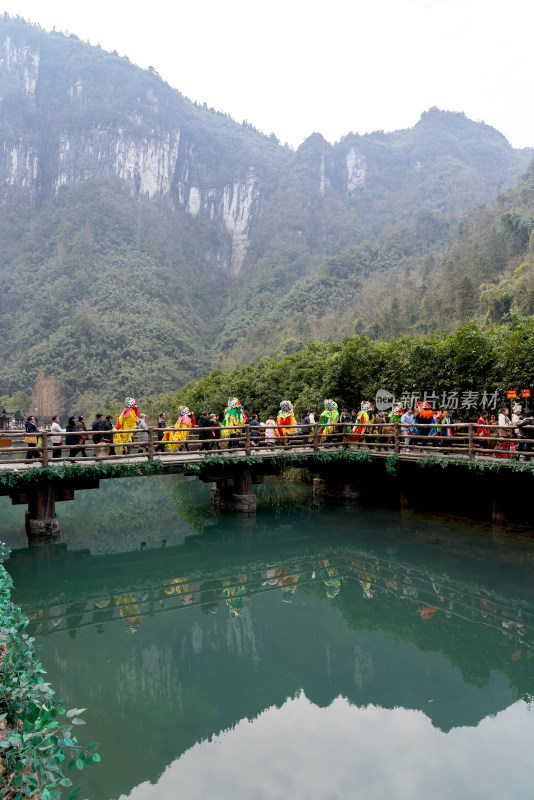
[0,15,532,411]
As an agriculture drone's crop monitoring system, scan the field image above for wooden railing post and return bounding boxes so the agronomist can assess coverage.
[313,422,319,452]
[394,423,401,454]
[245,424,251,456]
[342,421,348,449]
[41,431,49,466]
[468,423,475,458]
[148,426,154,461]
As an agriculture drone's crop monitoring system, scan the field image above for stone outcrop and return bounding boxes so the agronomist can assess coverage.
[0,29,265,273]
[0,20,532,277]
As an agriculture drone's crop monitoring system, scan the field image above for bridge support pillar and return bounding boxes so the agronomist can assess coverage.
[25,484,60,541]
[210,467,257,513]
[10,478,99,540]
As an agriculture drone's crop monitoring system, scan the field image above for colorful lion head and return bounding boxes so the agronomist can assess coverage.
[227,397,241,409]
[280,400,293,413]
[324,399,338,411]
[125,397,136,409]
[361,401,373,411]
[326,583,340,599]
[392,403,404,415]
[178,406,190,416]
[416,401,434,420]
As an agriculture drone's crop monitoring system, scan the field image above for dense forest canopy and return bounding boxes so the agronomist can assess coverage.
[143,318,534,424]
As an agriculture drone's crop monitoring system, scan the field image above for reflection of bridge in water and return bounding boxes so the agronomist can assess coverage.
[19,549,534,655]
[8,522,534,800]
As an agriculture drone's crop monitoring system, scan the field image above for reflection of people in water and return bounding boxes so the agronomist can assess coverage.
[197,577,222,615]
[162,577,197,605]
[276,570,299,603]
[221,574,247,616]
[67,600,87,639]
[348,555,376,599]
[262,564,299,602]
[114,593,141,634]
[262,565,278,586]
[319,559,342,599]
[358,572,375,599]
[479,596,497,619]
[418,605,438,619]
[93,598,113,633]
[430,580,445,603]
[402,575,421,600]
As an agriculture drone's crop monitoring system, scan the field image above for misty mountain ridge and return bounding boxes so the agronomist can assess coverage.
[0,15,533,411]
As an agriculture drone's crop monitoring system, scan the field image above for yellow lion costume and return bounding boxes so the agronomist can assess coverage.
[115,397,139,454]
[165,406,195,451]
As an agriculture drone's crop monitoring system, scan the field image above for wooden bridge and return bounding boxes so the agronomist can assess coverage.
[1,422,532,537]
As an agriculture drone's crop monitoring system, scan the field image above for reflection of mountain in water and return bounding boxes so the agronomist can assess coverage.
[5,520,534,800]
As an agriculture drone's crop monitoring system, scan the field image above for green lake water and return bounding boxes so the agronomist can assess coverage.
[1,474,534,799]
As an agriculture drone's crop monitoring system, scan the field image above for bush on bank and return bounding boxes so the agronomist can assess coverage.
[0,545,99,799]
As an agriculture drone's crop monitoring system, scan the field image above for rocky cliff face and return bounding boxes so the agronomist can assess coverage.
[0,18,532,281]
[0,25,270,274]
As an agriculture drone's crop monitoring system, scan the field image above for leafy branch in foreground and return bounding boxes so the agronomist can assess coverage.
[0,544,100,798]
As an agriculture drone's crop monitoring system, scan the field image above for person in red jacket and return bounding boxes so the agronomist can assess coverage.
[476,410,489,453]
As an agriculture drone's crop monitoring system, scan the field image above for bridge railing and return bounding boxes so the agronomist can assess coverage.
[0,422,533,466]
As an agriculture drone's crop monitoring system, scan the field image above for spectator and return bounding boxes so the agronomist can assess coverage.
[498,407,512,439]
[476,411,489,453]
[76,416,88,457]
[50,415,64,460]
[102,414,115,456]
[24,415,40,459]
[265,415,276,448]
[91,414,104,454]
[401,407,414,452]
[300,409,311,441]
[517,409,534,459]
[66,416,82,458]
[511,404,523,438]
[137,412,148,454]
[198,412,214,451]
[250,413,261,446]
[210,414,221,449]
[374,411,386,450]
[496,406,513,457]
[156,412,166,452]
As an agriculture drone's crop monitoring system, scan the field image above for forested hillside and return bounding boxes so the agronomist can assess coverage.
[354,160,534,340]
[0,15,533,415]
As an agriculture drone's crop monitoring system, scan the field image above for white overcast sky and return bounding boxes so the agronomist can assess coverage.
[1,0,533,149]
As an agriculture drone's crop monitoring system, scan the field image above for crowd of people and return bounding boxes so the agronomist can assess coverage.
[22,396,534,460]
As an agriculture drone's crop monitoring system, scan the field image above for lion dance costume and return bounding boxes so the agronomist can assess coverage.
[221,397,247,446]
[276,400,297,444]
[165,406,195,451]
[318,399,339,442]
[414,401,434,439]
[350,401,373,443]
[388,403,404,424]
[115,397,139,454]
